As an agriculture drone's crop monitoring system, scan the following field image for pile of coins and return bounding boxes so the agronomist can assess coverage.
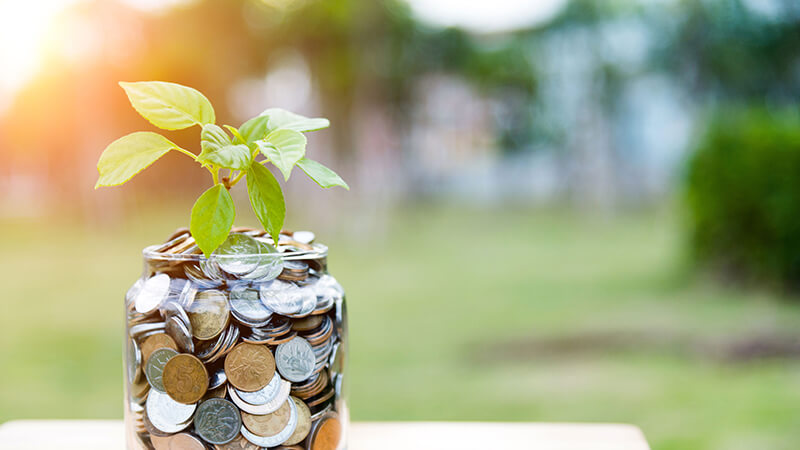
[125,228,347,450]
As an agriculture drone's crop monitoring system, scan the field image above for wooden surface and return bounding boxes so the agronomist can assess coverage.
[0,420,649,449]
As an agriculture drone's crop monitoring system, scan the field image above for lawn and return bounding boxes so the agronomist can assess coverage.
[1,205,799,449]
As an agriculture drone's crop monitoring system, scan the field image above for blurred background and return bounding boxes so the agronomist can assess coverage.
[2,0,800,448]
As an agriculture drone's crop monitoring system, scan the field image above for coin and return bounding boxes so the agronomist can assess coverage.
[135,273,171,313]
[205,383,228,399]
[240,241,284,282]
[229,286,272,324]
[307,413,342,450]
[292,231,315,244]
[225,343,276,392]
[275,337,316,382]
[213,233,262,275]
[165,316,194,353]
[240,397,298,447]
[127,337,142,384]
[229,376,291,416]
[292,315,323,332]
[195,398,242,445]
[151,432,206,450]
[145,348,178,392]
[163,353,208,404]
[241,399,292,437]
[283,397,312,445]
[145,389,196,434]
[186,290,230,340]
[213,434,261,450]
[140,333,178,363]
[209,366,227,390]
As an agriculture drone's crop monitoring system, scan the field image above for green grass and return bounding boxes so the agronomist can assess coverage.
[1,205,800,449]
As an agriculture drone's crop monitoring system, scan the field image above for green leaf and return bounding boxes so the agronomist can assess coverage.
[95,132,183,188]
[119,81,215,130]
[239,116,271,143]
[198,124,252,170]
[223,125,246,145]
[259,129,307,181]
[297,157,349,190]
[261,108,330,133]
[190,184,235,256]
[246,163,285,244]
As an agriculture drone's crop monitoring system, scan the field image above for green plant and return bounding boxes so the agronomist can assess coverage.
[95,81,348,255]
[686,107,800,287]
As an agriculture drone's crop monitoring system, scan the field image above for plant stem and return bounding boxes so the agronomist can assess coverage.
[229,170,246,187]
[175,147,197,160]
[211,167,220,185]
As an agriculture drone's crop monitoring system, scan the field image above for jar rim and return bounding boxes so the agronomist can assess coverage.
[141,242,329,262]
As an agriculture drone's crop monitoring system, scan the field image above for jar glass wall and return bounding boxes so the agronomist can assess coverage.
[123,230,347,449]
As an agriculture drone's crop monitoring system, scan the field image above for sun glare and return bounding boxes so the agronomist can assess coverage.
[0,0,82,111]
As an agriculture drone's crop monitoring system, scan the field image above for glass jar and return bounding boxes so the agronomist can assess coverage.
[123,229,347,449]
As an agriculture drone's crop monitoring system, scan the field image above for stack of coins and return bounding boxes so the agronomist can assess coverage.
[125,229,347,450]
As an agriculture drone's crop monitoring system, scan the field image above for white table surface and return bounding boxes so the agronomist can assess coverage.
[0,420,650,449]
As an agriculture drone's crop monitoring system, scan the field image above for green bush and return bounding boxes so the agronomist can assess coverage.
[686,108,800,288]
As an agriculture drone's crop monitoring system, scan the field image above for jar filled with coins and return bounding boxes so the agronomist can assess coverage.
[124,228,347,450]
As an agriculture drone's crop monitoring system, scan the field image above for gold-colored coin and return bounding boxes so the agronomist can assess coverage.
[283,397,312,445]
[292,315,323,332]
[162,353,209,404]
[213,434,260,450]
[204,384,228,400]
[140,333,178,363]
[308,413,342,450]
[224,343,275,392]
[187,290,230,340]
[151,433,206,450]
[241,400,291,437]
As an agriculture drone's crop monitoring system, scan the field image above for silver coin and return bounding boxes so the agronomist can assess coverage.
[164,316,194,353]
[145,389,196,434]
[283,260,309,272]
[294,286,317,317]
[135,274,171,313]
[144,348,177,392]
[200,258,226,282]
[235,372,282,406]
[240,397,298,447]
[292,230,315,244]
[230,286,272,323]
[229,376,291,415]
[316,274,344,296]
[194,398,241,445]
[275,337,316,382]
[127,337,142,384]
[161,300,192,326]
[213,233,262,276]
[126,279,144,304]
[129,322,165,339]
[261,284,305,316]
[241,241,284,282]
[208,366,227,390]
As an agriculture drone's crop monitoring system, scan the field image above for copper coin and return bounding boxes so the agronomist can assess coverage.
[151,432,206,450]
[141,333,178,363]
[213,434,260,450]
[274,446,305,450]
[308,413,342,450]
[241,400,292,437]
[224,343,275,392]
[292,315,323,332]
[204,384,228,400]
[162,353,209,404]
[283,397,312,445]
[187,290,230,340]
